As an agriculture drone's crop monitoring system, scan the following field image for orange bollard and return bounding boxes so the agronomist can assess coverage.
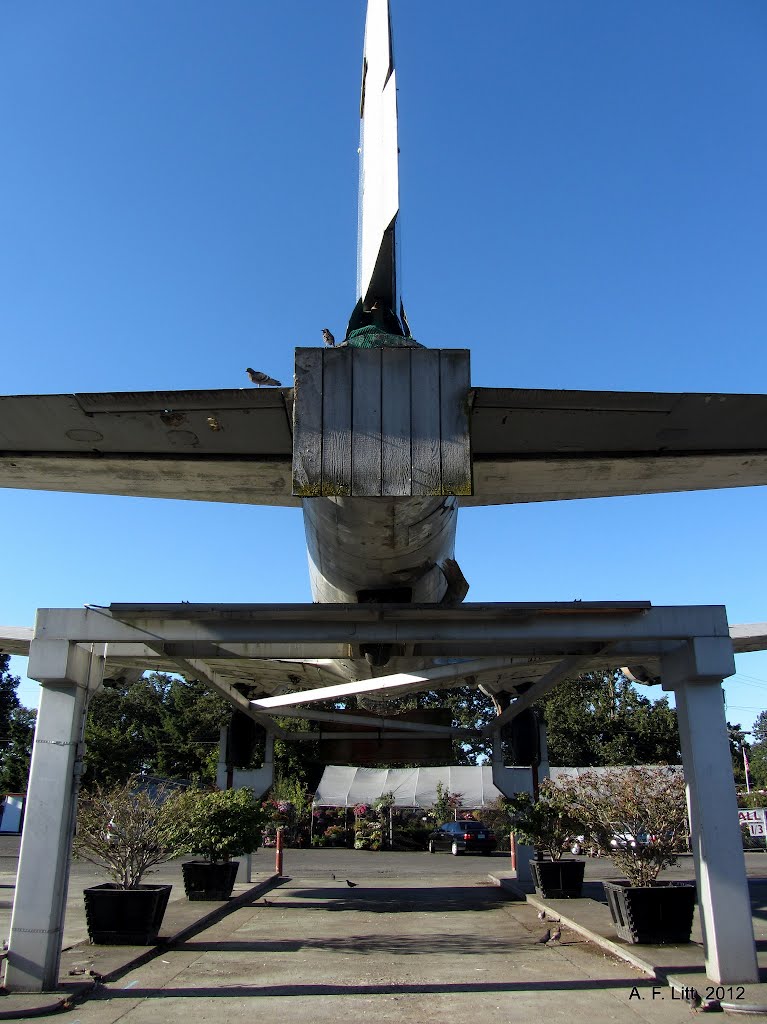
[275,827,284,876]
[509,832,517,873]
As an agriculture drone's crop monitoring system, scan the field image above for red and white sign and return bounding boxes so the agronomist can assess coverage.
[738,808,766,837]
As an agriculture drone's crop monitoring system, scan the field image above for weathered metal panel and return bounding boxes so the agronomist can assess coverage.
[351,348,382,496]
[411,349,442,495]
[0,389,293,455]
[381,348,412,495]
[470,388,767,456]
[292,348,324,497]
[439,349,473,495]
[321,348,353,496]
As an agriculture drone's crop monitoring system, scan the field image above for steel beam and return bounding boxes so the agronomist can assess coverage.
[484,650,607,735]
[35,604,729,648]
[253,657,516,708]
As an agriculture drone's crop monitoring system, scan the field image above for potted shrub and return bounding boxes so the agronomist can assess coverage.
[507,781,586,898]
[171,787,264,900]
[569,765,695,943]
[74,777,181,944]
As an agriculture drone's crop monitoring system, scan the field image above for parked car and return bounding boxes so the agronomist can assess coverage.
[569,829,649,856]
[427,820,497,856]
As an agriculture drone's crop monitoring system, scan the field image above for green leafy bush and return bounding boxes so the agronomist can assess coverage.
[170,788,264,863]
[506,781,583,861]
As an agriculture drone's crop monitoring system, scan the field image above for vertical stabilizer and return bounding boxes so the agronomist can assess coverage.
[352,0,406,337]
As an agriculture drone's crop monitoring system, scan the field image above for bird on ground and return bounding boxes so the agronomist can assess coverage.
[331,873,336,880]
[547,927,561,944]
[535,929,551,944]
[537,909,546,921]
[688,990,703,1011]
[322,328,335,346]
[346,879,358,888]
[262,899,273,906]
[246,368,281,387]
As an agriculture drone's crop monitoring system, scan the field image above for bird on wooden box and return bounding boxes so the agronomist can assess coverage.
[246,368,281,387]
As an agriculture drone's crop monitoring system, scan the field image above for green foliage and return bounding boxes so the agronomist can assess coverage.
[170,787,264,863]
[84,673,229,787]
[0,655,36,793]
[73,776,183,889]
[430,781,462,824]
[537,669,681,766]
[506,781,583,860]
[753,711,767,745]
[373,791,394,814]
[562,766,688,886]
[737,791,765,809]
[269,777,313,820]
[733,711,767,791]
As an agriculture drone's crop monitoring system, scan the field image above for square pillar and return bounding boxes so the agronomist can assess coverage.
[662,637,758,984]
[492,731,537,885]
[4,639,104,993]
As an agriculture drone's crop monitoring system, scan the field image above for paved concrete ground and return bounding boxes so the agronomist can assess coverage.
[2,841,767,1021]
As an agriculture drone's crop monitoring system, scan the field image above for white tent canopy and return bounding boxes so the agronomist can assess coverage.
[313,765,507,810]
[312,765,684,811]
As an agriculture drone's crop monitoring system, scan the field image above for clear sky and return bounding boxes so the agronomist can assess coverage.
[1,1,766,735]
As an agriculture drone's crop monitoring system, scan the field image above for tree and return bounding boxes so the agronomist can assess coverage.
[753,711,767,745]
[83,673,229,787]
[0,655,36,792]
[727,722,750,787]
[537,669,680,766]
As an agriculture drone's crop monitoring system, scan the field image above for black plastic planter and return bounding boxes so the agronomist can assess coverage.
[530,859,585,899]
[83,883,172,945]
[603,880,697,944]
[182,860,239,901]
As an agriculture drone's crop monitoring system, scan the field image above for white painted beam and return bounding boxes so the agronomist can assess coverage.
[34,604,730,647]
[252,657,515,708]
[253,703,478,737]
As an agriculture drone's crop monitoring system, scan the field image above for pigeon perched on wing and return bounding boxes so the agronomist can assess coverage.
[246,368,281,387]
[322,328,335,346]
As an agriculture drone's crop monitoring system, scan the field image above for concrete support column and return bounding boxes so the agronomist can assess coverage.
[4,639,104,992]
[492,731,536,885]
[662,637,758,984]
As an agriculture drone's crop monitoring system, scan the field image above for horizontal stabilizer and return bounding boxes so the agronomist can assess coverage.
[466,387,767,505]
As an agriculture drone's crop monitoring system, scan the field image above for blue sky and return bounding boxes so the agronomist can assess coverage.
[1,1,766,735]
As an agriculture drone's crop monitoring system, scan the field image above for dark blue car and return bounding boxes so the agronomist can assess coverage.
[427,820,497,856]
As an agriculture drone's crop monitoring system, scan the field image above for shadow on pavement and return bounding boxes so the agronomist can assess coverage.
[277,885,506,912]
[90,977,662,1001]
[173,932,555,955]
